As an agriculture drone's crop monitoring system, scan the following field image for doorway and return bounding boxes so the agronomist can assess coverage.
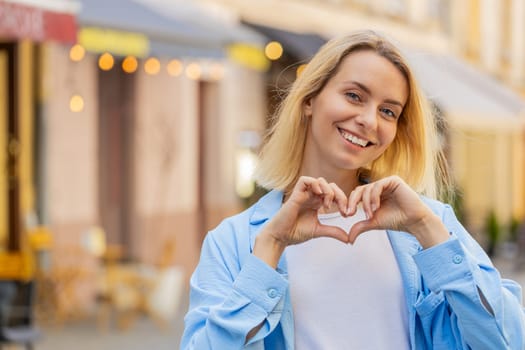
[98,59,135,260]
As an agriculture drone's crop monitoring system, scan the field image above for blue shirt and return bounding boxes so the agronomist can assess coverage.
[181,190,525,349]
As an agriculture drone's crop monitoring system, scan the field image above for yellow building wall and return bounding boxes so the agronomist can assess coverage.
[466,0,481,60]
[0,51,7,247]
[453,126,523,243]
[18,40,35,226]
[463,130,494,237]
[511,130,525,219]
[0,41,36,249]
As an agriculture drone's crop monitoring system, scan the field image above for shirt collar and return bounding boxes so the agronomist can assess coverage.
[248,189,285,254]
[249,189,284,225]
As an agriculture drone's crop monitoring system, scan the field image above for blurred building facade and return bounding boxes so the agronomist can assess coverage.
[0,0,270,316]
[41,0,267,283]
[0,0,78,265]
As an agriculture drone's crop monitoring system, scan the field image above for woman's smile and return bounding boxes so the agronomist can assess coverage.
[337,127,374,148]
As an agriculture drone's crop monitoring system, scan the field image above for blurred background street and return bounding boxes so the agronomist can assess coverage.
[36,295,188,350]
[1,0,525,348]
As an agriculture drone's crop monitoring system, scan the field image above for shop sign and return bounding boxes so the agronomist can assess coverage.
[0,1,77,43]
[79,27,149,58]
[227,43,269,72]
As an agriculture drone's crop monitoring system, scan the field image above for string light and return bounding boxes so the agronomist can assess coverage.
[185,63,201,80]
[209,63,225,81]
[264,41,283,60]
[144,57,161,75]
[122,56,138,73]
[296,64,307,78]
[167,59,183,76]
[69,95,84,112]
[98,53,114,71]
[69,44,85,62]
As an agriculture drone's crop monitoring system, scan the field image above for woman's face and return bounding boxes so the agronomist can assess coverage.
[302,49,409,179]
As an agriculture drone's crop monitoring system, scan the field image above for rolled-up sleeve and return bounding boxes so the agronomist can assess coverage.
[181,230,288,350]
[413,204,525,349]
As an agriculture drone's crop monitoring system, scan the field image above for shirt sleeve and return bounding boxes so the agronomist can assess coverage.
[180,229,288,350]
[413,204,525,349]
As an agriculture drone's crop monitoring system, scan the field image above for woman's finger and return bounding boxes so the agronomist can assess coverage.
[348,219,373,244]
[315,224,349,244]
[369,181,383,213]
[294,176,324,205]
[302,176,323,196]
[317,177,335,209]
[361,184,374,219]
[347,185,364,216]
[330,182,348,216]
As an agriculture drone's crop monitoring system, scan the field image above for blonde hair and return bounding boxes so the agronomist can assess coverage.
[254,30,453,200]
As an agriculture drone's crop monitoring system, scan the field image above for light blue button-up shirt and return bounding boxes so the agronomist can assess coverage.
[181,190,525,349]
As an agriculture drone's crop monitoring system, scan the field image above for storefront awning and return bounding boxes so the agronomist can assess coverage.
[77,0,266,60]
[406,51,525,130]
[0,0,78,44]
[244,22,326,61]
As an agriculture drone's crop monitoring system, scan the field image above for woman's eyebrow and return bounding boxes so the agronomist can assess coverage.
[342,80,371,95]
[343,80,404,107]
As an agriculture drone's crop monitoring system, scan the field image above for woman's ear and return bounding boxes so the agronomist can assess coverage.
[303,98,313,117]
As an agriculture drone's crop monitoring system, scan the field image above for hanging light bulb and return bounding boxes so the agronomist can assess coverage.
[69,44,85,62]
[98,53,114,71]
[122,56,138,73]
[167,59,183,77]
[69,95,84,112]
[264,41,283,60]
[185,63,201,80]
[144,57,161,75]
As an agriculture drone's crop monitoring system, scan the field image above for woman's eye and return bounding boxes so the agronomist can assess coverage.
[345,92,361,101]
[380,108,397,119]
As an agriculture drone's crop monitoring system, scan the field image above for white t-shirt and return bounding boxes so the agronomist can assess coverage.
[285,208,410,349]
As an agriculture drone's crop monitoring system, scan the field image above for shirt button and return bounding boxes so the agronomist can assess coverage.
[452,254,463,264]
[267,288,278,298]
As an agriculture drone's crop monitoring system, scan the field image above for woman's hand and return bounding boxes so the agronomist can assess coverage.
[253,176,349,268]
[346,175,450,248]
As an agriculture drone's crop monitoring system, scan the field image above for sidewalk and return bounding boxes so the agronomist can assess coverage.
[37,293,188,350]
[493,256,525,287]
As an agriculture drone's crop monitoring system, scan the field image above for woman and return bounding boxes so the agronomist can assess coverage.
[181,30,525,349]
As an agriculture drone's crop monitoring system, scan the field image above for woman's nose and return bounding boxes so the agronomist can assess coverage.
[355,105,378,130]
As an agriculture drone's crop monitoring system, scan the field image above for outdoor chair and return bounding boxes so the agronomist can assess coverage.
[0,280,41,350]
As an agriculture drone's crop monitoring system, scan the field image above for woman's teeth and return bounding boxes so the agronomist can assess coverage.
[339,129,368,147]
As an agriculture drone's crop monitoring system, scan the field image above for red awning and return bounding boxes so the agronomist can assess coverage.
[0,1,77,44]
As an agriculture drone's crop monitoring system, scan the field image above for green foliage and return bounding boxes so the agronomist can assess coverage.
[241,184,269,209]
[508,217,521,243]
[486,211,500,257]
[449,188,465,223]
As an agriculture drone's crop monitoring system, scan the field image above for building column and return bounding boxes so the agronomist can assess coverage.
[510,0,525,86]
[494,132,512,228]
[512,129,525,219]
[480,0,502,74]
